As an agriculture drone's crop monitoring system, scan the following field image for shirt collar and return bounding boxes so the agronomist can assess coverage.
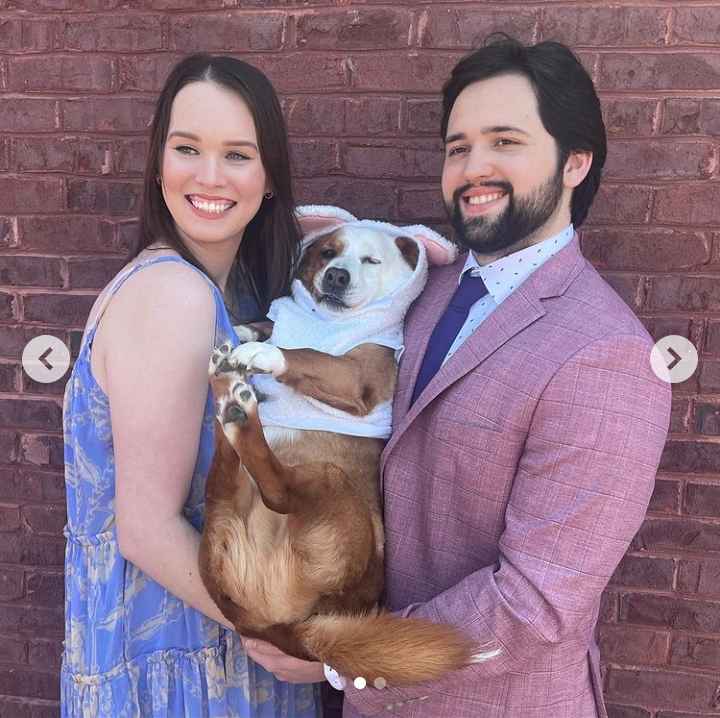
[460,224,574,304]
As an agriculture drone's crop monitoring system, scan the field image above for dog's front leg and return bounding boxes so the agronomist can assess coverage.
[233,321,273,343]
[231,342,396,417]
[211,353,311,516]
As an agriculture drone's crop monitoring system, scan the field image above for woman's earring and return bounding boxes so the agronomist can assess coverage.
[264,191,274,200]
[156,175,162,186]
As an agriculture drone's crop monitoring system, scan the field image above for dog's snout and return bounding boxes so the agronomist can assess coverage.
[323,267,350,292]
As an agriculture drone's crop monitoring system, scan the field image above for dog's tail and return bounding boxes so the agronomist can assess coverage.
[296,611,500,687]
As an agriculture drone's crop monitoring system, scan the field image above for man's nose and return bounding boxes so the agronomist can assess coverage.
[463,146,494,183]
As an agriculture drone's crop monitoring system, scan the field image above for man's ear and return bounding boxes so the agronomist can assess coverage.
[563,150,593,189]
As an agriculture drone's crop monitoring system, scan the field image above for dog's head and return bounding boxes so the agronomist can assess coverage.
[297,225,420,313]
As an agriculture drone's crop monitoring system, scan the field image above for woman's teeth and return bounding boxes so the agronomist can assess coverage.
[188,196,235,214]
[466,192,505,205]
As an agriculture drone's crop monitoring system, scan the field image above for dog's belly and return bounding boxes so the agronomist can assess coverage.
[208,425,386,632]
[212,469,317,628]
[262,425,301,449]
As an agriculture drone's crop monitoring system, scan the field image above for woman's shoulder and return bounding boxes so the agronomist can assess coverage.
[115,255,216,322]
[121,246,215,297]
[92,249,216,355]
[87,248,215,330]
[89,249,219,395]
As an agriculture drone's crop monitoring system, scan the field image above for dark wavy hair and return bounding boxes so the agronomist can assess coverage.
[441,35,607,228]
[132,53,301,319]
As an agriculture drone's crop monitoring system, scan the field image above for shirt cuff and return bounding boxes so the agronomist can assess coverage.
[323,664,347,691]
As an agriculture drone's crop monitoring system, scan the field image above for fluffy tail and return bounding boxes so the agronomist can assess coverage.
[296,611,499,686]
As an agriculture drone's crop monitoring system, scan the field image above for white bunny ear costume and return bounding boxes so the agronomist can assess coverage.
[253,206,457,440]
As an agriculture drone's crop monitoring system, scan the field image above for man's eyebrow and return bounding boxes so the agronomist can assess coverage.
[444,126,530,144]
[485,125,530,136]
[167,130,258,149]
[444,132,465,145]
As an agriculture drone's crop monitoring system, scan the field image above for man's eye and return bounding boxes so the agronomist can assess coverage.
[175,145,197,155]
[447,146,467,157]
[361,257,381,265]
[321,249,336,259]
[495,138,518,147]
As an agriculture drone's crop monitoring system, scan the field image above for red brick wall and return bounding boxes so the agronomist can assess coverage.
[0,2,717,716]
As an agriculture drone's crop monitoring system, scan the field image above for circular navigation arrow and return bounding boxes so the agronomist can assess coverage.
[22,335,71,384]
[650,335,698,384]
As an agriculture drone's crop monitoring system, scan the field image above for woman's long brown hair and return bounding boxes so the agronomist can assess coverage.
[132,53,301,319]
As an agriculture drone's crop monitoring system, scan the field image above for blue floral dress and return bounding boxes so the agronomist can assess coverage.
[61,254,322,718]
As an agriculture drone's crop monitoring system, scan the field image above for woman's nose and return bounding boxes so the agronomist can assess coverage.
[195,157,224,186]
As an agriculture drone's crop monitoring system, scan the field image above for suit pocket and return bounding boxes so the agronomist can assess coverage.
[433,403,504,432]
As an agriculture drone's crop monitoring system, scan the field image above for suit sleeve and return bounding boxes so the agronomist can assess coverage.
[343,333,672,715]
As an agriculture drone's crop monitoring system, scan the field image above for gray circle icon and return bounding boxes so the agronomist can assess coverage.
[650,335,698,384]
[22,335,71,384]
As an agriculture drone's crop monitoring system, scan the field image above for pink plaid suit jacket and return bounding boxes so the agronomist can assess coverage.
[343,236,671,717]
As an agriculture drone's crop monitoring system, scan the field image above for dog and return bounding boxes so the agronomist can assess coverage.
[199,207,497,685]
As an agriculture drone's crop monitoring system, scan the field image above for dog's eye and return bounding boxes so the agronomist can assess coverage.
[320,249,336,259]
[361,257,381,265]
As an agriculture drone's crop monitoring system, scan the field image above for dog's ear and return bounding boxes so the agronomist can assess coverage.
[395,236,420,270]
[295,205,356,238]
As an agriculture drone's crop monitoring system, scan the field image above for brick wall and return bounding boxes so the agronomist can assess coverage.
[0,1,717,716]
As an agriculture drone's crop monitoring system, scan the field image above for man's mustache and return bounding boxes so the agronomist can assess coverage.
[452,181,513,207]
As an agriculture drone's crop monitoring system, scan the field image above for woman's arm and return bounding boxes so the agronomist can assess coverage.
[101,262,234,629]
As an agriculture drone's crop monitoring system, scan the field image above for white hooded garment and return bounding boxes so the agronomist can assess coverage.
[253,213,446,440]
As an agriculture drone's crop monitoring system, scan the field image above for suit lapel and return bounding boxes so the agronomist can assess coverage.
[391,259,461,427]
[382,235,586,473]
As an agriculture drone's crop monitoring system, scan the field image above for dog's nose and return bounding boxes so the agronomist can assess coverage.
[323,267,350,292]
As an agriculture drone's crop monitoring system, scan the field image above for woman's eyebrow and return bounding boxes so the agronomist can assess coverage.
[167,130,258,149]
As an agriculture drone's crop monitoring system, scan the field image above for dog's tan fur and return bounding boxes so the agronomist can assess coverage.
[199,232,478,684]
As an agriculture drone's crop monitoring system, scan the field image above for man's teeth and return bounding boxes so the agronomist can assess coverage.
[466,193,504,205]
[189,197,234,214]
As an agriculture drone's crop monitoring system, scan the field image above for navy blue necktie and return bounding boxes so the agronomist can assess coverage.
[411,273,489,405]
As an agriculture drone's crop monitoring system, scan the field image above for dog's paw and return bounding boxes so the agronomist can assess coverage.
[233,324,260,344]
[209,341,235,377]
[219,374,258,426]
[230,342,287,377]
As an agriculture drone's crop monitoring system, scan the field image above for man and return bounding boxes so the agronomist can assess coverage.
[245,36,671,717]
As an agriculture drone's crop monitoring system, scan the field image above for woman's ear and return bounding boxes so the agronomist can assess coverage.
[563,150,593,189]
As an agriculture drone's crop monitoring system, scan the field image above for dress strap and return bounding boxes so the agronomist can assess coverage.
[79,254,229,356]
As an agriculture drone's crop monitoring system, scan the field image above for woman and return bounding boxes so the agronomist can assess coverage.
[61,54,323,717]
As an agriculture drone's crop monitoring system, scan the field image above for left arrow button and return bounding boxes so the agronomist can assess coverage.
[22,335,71,384]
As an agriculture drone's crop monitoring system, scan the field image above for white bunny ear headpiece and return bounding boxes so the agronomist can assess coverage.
[295,205,357,248]
[294,205,457,266]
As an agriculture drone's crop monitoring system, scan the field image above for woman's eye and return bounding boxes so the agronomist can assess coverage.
[361,257,381,265]
[321,249,336,259]
[227,151,250,161]
[175,145,197,155]
[495,138,518,147]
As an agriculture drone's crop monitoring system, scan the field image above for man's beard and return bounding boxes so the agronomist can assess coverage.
[447,166,565,256]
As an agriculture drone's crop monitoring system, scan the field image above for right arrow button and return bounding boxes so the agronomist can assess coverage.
[650,335,699,384]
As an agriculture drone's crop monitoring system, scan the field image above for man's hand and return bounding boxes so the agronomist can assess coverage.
[242,638,326,684]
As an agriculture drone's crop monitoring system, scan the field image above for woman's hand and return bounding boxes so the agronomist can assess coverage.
[242,638,326,684]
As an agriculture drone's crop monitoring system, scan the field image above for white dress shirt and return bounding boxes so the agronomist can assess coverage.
[442,224,575,365]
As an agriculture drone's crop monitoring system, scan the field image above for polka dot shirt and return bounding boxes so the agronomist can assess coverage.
[442,224,575,365]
